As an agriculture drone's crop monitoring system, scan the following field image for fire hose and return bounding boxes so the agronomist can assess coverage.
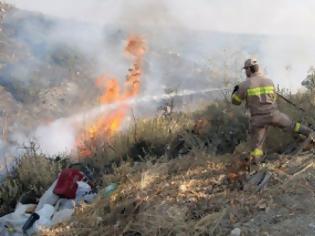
[276,92,306,113]
[275,92,315,127]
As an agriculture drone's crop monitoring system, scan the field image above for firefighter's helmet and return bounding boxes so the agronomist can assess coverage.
[243,58,258,69]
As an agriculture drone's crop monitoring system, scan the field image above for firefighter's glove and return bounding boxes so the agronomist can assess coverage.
[232,85,239,94]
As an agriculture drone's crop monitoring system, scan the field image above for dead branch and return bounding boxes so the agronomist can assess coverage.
[281,162,314,188]
[209,208,228,235]
[131,108,138,143]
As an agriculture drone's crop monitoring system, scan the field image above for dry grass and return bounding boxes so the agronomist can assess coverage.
[0,143,64,216]
[49,150,315,236]
[44,92,315,236]
[2,91,315,235]
[47,152,232,236]
[80,114,195,173]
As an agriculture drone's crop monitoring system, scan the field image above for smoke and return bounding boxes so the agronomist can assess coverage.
[34,119,76,156]
[6,0,315,35]
[5,0,315,88]
[5,0,174,28]
[0,131,26,176]
[1,0,315,156]
[33,87,227,156]
[167,0,315,36]
[260,36,315,91]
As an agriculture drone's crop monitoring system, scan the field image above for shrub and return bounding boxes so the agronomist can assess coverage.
[1,91,314,216]
[0,143,64,216]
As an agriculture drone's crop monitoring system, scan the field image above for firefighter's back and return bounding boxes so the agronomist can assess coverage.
[245,74,277,116]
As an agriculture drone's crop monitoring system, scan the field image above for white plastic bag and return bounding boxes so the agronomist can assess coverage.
[13,203,36,217]
[52,208,75,224]
[0,204,31,232]
[36,180,59,211]
[75,181,92,203]
[36,204,55,227]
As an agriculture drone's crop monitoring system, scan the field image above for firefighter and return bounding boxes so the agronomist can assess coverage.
[231,58,314,164]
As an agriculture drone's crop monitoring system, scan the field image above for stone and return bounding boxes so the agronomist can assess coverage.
[308,223,315,229]
[230,227,241,236]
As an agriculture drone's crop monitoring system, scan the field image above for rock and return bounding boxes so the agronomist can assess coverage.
[308,223,315,229]
[217,174,226,184]
[179,184,187,192]
[244,171,272,192]
[230,227,241,236]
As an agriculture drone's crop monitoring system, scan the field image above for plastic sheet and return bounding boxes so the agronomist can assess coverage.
[0,173,96,235]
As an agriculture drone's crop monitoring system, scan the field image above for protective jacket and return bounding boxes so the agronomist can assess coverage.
[232,72,277,116]
[231,72,312,159]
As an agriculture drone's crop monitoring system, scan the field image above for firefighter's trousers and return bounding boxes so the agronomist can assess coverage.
[249,110,312,158]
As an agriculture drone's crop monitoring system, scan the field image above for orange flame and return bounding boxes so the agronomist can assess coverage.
[76,36,147,157]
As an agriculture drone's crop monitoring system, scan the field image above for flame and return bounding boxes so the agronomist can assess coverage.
[76,36,147,157]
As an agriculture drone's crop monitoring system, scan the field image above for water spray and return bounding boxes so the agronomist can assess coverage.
[32,87,230,156]
[68,87,230,125]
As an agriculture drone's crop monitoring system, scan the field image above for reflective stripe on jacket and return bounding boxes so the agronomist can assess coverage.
[231,72,278,116]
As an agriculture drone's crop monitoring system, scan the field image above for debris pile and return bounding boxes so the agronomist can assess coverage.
[0,165,97,235]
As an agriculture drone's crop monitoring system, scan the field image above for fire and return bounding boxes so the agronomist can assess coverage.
[76,36,147,157]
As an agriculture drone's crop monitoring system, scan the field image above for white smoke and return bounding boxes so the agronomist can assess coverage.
[2,0,315,156]
[6,0,315,35]
[260,36,315,91]
[167,0,315,36]
[34,119,76,156]
[5,0,315,89]
[32,87,227,155]
[0,131,26,175]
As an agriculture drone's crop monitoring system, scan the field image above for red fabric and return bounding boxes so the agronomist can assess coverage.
[53,168,84,199]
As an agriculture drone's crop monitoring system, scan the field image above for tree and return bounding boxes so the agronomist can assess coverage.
[301,66,315,91]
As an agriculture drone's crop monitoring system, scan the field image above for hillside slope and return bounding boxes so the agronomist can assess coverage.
[48,151,315,236]
[1,2,315,236]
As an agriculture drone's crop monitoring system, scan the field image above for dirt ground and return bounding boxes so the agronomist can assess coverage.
[239,152,315,236]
